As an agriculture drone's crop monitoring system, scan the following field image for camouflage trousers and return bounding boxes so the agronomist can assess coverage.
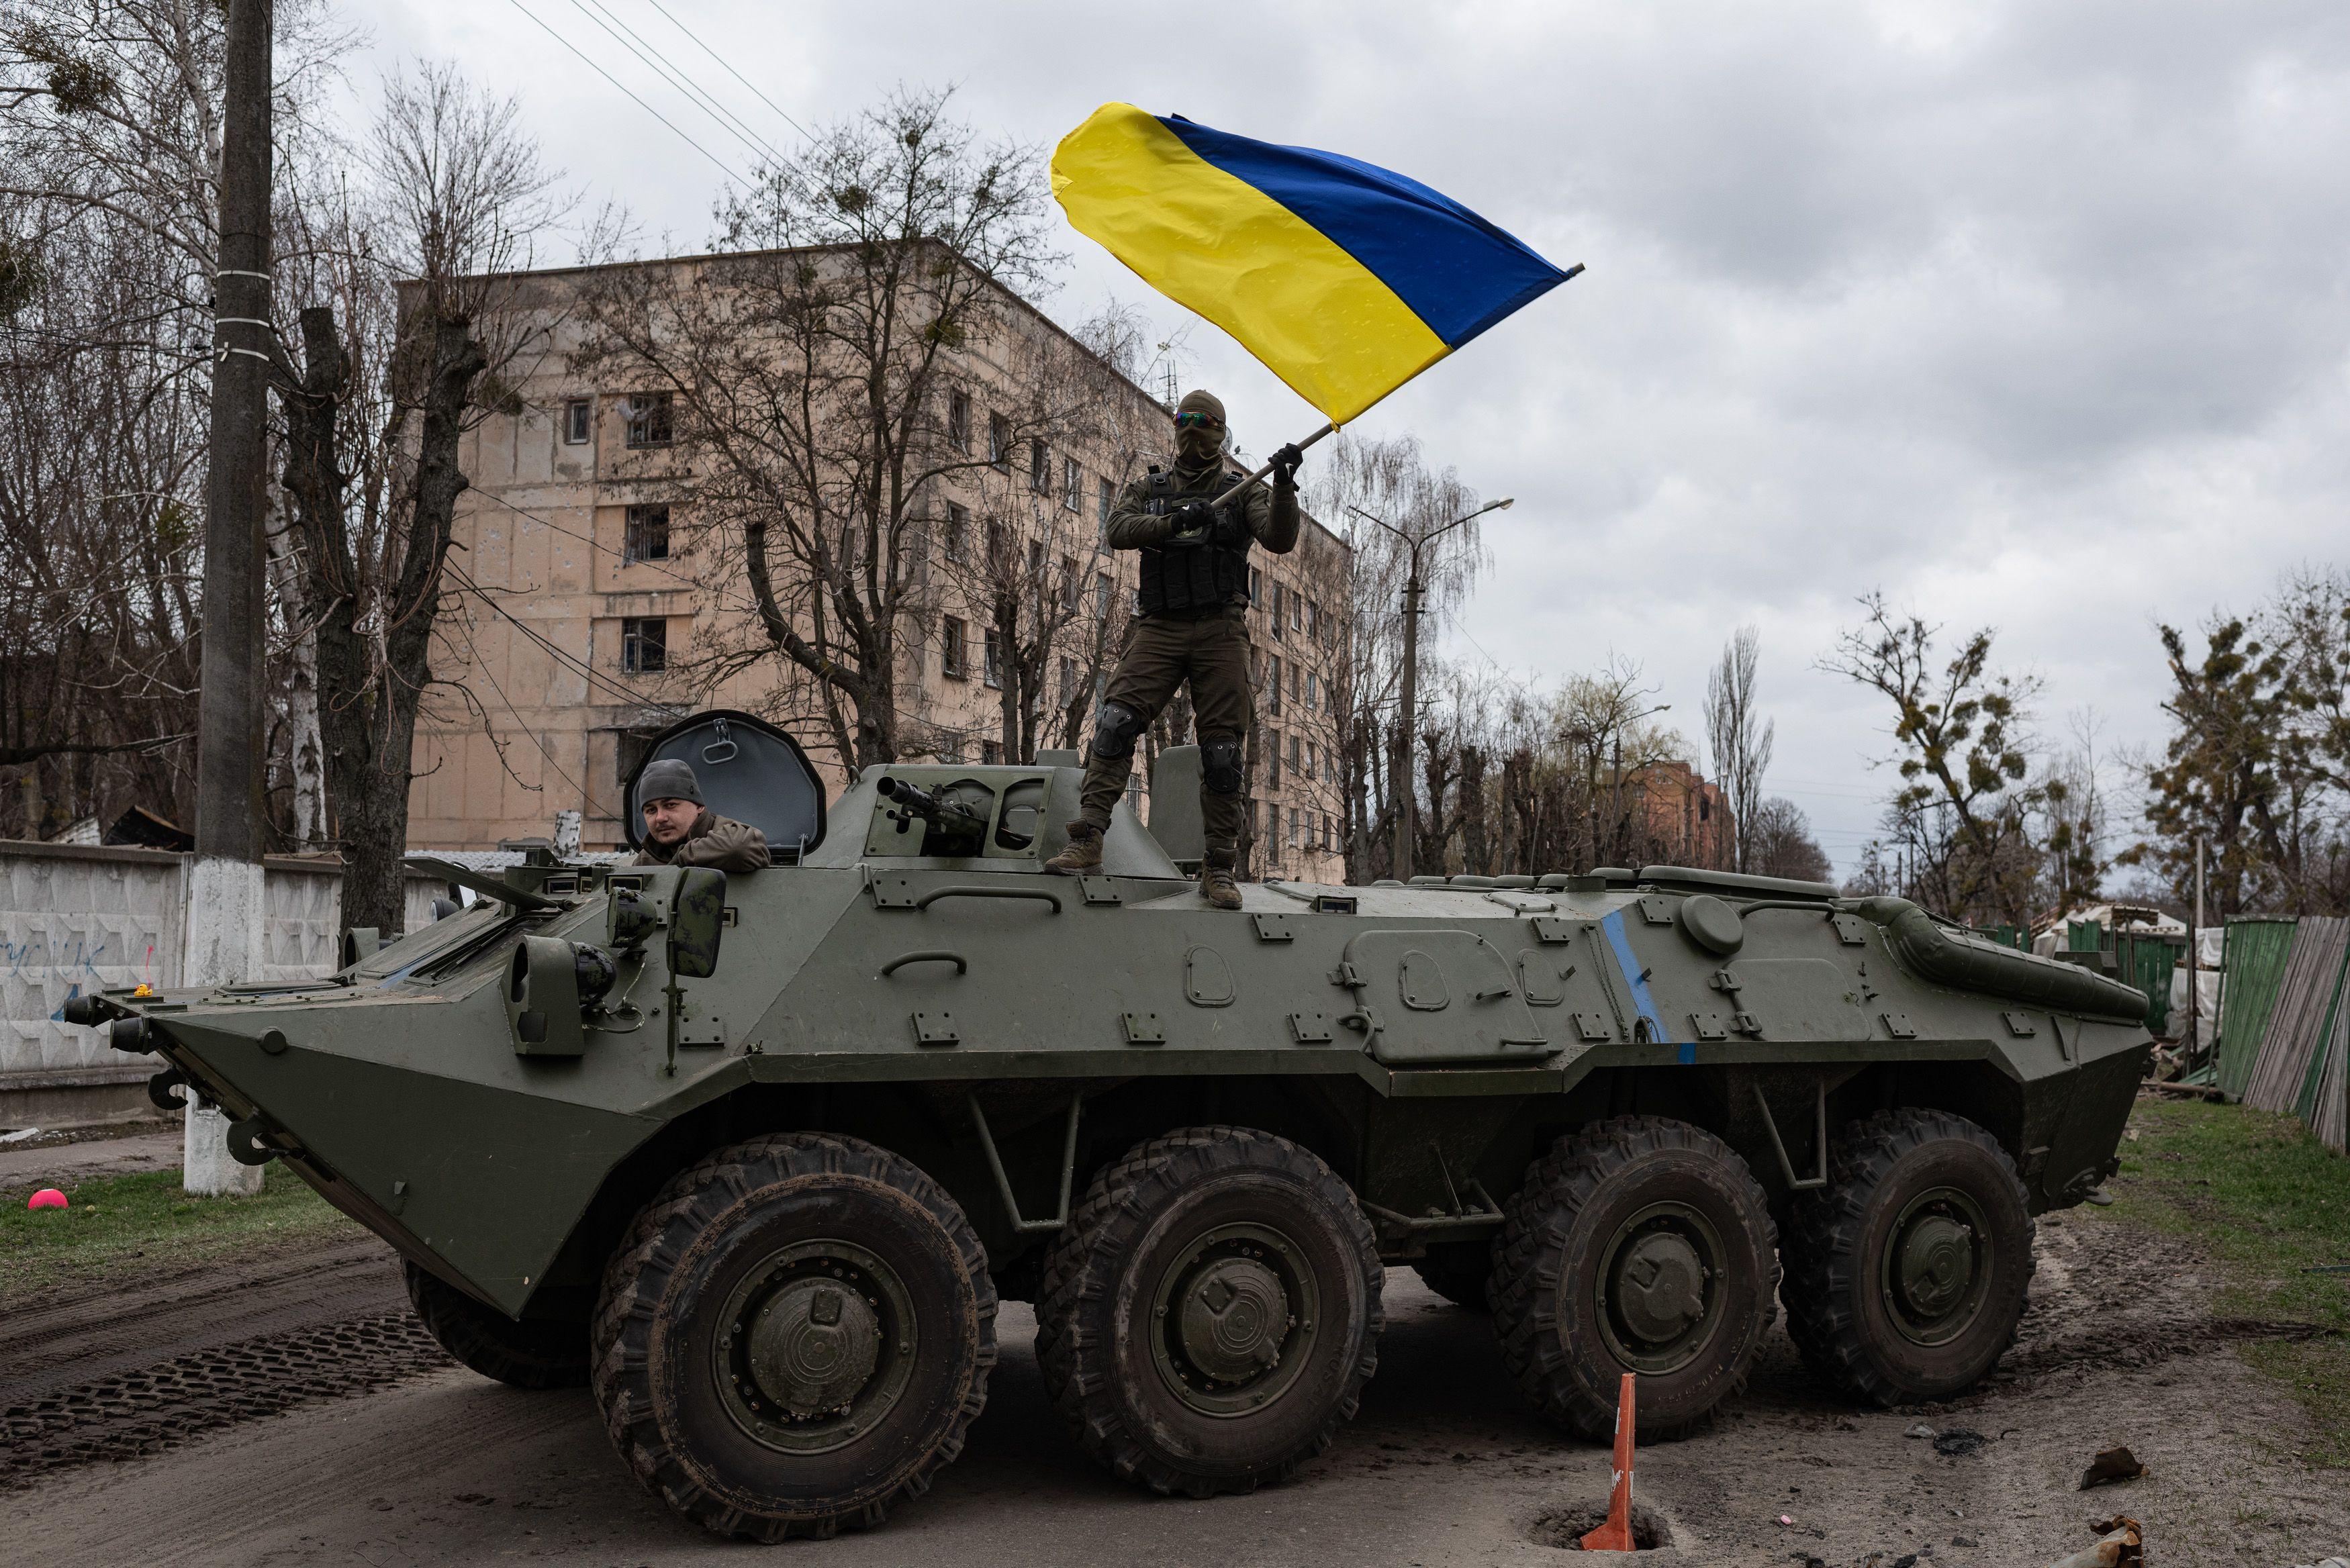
[1077,609,1252,858]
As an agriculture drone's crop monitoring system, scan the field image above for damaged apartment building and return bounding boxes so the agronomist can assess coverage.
[404,245,1352,881]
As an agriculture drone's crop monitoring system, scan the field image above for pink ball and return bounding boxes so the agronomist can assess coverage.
[27,1188,67,1211]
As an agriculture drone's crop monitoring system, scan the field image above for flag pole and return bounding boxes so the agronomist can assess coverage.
[1213,420,1337,506]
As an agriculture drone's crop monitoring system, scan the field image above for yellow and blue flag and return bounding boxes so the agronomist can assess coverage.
[1051,103,1574,426]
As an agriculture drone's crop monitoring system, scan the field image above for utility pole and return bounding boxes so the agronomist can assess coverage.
[185,0,274,1197]
[1395,562,1422,879]
[2190,834,2207,1066]
[1348,497,1511,882]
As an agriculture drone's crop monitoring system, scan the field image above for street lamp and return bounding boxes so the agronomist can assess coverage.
[1346,495,1513,881]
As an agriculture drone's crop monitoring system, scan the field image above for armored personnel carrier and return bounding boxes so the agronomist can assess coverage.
[66,711,2151,1541]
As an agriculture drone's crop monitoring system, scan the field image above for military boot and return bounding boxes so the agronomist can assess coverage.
[1198,852,1243,910]
[1043,821,1102,875]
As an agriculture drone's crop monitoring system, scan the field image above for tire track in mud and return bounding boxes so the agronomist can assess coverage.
[1954,1210,2339,1400]
[0,1233,451,1482]
[1,1314,451,1482]
[0,1235,407,1402]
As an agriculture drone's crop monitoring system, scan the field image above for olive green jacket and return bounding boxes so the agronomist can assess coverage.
[632,809,771,872]
[1104,462,1301,561]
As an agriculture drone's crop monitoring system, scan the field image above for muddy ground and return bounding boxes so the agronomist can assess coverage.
[3,1202,2345,1567]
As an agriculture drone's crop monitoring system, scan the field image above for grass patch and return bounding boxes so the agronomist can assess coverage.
[2096,1094,2350,1466]
[1,1164,363,1306]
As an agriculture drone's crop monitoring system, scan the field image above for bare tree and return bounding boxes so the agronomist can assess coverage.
[1301,433,1486,881]
[1,0,349,838]
[1747,797,1832,882]
[921,315,1151,765]
[271,63,568,930]
[571,86,1064,772]
[1703,624,1774,872]
[1822,593,2048,926]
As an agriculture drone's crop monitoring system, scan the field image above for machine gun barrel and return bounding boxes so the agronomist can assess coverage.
[877,775,992,834]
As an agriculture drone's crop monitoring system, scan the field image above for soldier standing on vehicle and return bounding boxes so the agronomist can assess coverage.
[633,758,773,872]
[1044,389,1301,908]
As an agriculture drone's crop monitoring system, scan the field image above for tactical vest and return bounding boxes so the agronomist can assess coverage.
[1135,468,1251,618]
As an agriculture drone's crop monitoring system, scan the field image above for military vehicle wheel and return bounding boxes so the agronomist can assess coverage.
[1781,1108,2033,1406]
[404,1261,588,1389]
[1493,1115,1778,1442]
[1035,1126,1382,1498]
[1411,1241,1492,1310]
[590,1132,996,1542]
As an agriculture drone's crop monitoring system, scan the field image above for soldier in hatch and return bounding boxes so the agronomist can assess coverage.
[632,758,773,873]
[1044,390,1301,908]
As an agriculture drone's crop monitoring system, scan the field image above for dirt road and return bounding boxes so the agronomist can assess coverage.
[3,1208,2344,1566]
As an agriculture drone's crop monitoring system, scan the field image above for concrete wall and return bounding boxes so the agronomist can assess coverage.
[0,842,442,1124]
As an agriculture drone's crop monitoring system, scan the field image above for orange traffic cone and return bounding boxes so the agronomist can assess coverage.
[1579,1373,1636,1553]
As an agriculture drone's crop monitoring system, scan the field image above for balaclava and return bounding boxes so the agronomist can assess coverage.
[1174,389,1227,477]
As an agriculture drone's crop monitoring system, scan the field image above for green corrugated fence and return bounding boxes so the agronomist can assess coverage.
[2216,918,2300,1101]
[2126,936,2177,1036]
[2295,949,2350,1122]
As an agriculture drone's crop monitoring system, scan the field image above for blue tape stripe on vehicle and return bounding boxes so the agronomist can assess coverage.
[1601,910,1686,1057]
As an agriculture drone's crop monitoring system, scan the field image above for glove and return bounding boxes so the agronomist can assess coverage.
[1163,497,1215,544]
[1269,442,1305,489]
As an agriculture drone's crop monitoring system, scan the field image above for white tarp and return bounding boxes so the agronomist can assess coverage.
[2170,966,2223,1036]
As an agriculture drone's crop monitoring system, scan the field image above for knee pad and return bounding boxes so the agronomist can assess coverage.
[1202,732,1244,795]
[1091,700,1145,760]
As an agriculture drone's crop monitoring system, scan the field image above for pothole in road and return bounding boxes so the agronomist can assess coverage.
[1528,1502,1673,1551]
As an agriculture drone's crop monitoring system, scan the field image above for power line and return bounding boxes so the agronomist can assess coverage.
[565,0,787,168]
[470,485,704,594]
[498,0,747,187]
[443,556,675,712]
[642,0,814,143]
[444,609,592,799]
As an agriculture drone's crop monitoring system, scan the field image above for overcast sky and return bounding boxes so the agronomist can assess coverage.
[332,0,2350,874]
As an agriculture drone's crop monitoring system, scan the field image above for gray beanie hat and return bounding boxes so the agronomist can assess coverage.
[638,757,704,807]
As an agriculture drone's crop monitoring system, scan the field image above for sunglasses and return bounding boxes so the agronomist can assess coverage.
[1174,411,1226,430]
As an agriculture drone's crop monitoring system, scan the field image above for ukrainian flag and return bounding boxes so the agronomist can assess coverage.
[1052,103,1574,427]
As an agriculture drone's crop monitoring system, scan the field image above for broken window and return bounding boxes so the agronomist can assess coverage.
[1029,439,1049,495]
[948,389,972,452]
[988,412,1011,469]
[620,617,667,673]
[624,504,670,564]
[1063,456,1081,510]
[941,615,968,679]
[624,392,673,448]
[983,628,1004,689]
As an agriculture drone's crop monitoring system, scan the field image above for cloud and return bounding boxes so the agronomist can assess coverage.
[332,0,2350,869]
